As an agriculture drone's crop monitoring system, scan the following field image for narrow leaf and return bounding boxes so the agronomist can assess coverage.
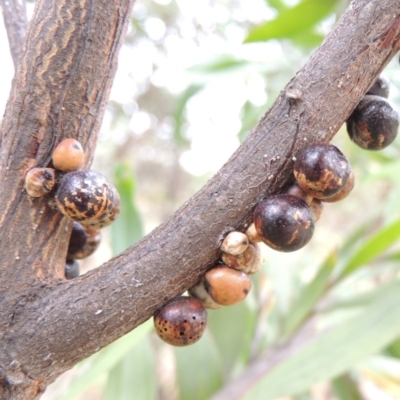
[173,85,202,145]
[385,338,400,359]
[283,253,336,337]
[293,393,313,400]
[332,374,363,400]
[339,219,375,257]
[245,0,337,43]
[103,336,156,400]
[238,101,265,143]
[187,56,250,79]
[290,29,325,47]
[59,321,152,400]
[267,0,287,12]
[338,219,400,279]
[111,163,144,256]
[208,301,256,374]
[359,356,400,397]
[320,281,398,313]
[175,329,224,400]
[242,281,400,400]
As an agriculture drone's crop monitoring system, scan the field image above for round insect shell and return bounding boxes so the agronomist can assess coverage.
[55,170,120,229]
[65,259,80,280]
[285,183,313,205]
[346,95,399,150]
[309,198,323,222]
[189,278,222,309]
[220,231,249,255]
[245,223,262,243]
[366,76,390,98]
[322,170,355,203]
[205,265,252,306]
[154,296,207,346]
[67,221,102,259]
[293,144,352,199]
[52,138,85,171]
[25,168,56,197]
[222,243,262,275]
[243,243,262,275]
[253,194,315,252]
[222,244,255,269]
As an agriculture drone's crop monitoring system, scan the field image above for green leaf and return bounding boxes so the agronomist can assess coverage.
[364,160,400,182]
[358,356,400,397]
[103,336,156,400]
[58,321,152,400]
[266,0,287,12]
[332,375,363,400]
[238,101,265,143]
[290,29,325,48]
[245,0,337,43]
[320,281,398,313]
[283,253,336,338]
[338,219,400,280]
[111,163,144,256]
[175,329,224,400]
[293,393,313,400]
[243,281,400,399]
[187,56,250,76]
[339,219,375,258]
[173,85,202,145]
[385,338,400,359]
[383,251,400,262]
[207,301,256,374]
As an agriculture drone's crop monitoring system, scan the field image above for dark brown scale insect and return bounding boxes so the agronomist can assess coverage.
[285,183,313,204]
[154,296,207,346]
[254,194,314,252]
[309,198,323,222]
[366,76,390,98]
[322,170,355,203]
[346,95,399,150]
[67,221,101,259]
[293,144,352,199]
[65,259,80,280]
[55,170,120,229]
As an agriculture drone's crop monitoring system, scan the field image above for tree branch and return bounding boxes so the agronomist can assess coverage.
[0,0,27,68]
[0,0,135,398]
[1,0,400,398]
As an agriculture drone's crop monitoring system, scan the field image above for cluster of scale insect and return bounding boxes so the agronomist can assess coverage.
[26,80,394,345]
[24,138,120,280]
[153,75,400,348]
[253,75,399,254]
[154,229,263,347]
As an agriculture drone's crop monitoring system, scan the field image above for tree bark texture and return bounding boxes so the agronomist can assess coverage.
[1,0,400,398]
[0,0,135,398]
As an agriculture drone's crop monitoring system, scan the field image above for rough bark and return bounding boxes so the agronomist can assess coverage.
[0,0,400,398]
[0,0,136,398]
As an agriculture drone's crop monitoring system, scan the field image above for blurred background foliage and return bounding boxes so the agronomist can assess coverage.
[3,0,400,398]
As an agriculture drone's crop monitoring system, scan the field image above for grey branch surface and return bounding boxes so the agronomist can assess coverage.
[0,0,400,398]
[0,0,27,68]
